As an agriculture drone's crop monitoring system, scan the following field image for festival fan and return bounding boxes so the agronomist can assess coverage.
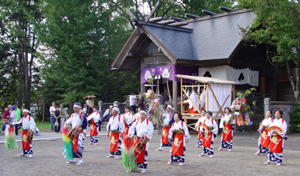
[267,126,284,135]
[62,127,73,160]
[121,135,137,173]
[5,124,18,149]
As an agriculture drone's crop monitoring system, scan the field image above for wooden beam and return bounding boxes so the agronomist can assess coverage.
[173,81,178,112]
[182,88,201,113]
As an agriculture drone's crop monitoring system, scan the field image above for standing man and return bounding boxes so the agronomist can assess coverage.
[18,109,36,158]
[49,102,56,132]
[101,105,113,122]
[156,105,174,151]
[14,104,21,122]
[128,110,154,173]
[129,92,136,114]
[59,103,66,132]
[64,102,87,165]
[137,91,145,110]
[107,107,124,160]
[1,105,11,134]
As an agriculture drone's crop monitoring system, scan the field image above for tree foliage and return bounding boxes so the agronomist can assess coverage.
[238,0,300,102]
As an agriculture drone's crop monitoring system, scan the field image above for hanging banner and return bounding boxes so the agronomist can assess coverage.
[141,65,198,83]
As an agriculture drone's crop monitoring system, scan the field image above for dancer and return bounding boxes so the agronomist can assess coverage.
[255,110,273,155]
[18,109,36,158]
[156,105,174,151]
[200,111,218,158]
[195,109,206,148]
[107,107,124,159]
[64,102,87,165]
[168,112,191,166]
[122,106,133,136]
[128,110,154,173]
[264,109,287,166]
[88,105,100,145]
[218,107,235,151]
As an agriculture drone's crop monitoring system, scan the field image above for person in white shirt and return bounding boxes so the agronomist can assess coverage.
[49,102,56,132]
[195,109,206,148]
[87,105,100,145]
[101,105,113,122]
[156,105,174,151]
[255,110,273,155]
[218,107,236,152]
[128,110,154,173]
[129,92,136,113]
[18,109,36,158]
[168,112,191,166]
[107,107,124,159]
[64,102,87,165]
[122,106,133,135]
[199,111,218,158]
[9,106,17,123]
[264,109,287,166]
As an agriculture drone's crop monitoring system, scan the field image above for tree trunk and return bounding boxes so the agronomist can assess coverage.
[286,60,299,102]
[42,97,45,122]
[18,53,23,109]
[69,100,74,115]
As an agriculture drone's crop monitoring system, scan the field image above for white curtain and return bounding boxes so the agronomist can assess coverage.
[207,84,232,118]
[198,65,259,86]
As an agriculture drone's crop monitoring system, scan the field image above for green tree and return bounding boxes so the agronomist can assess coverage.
[238,0,300,102]
[0,0,43,109]
[37,0,112,110]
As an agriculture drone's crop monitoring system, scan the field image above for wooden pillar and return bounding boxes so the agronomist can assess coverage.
[141,83,145,93]
[173,81,178,112]
[260,76,266,94]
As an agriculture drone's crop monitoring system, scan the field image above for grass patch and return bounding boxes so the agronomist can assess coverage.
[1,119,52,132]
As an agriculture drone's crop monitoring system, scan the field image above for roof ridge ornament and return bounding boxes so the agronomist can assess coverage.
[202,10,216,16]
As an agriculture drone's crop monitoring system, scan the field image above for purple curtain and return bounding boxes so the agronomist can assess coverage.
[141,65,198,83]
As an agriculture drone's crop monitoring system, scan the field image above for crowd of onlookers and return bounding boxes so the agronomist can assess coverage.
[1,104,22,135]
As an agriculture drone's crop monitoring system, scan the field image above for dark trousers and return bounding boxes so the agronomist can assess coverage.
[130,105,136,113]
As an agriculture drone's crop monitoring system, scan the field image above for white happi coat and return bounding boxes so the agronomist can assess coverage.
[89,111,100,123]
[129,119,154,139]
[268,118,287,147]
[21,115,36,131]
[107,115,124,133]
[258,117,273,132]
[163,112,173,125]
[195,115,206,130]
[219,114,235,128]
[65,113,85,130]
[201,117,218,135]
[169,120,191,146]
[123,112,133,125]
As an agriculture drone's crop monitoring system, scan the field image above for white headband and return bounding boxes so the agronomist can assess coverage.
[112,107,119,112]
[74,105,82,108]
[140,111,147,115]
[167,105,174,110]
[23,109,31,113]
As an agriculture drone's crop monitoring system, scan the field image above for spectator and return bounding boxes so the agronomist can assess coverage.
[1,105,11,134]
[159,93,168,107]
[101,105,113,122]
[14,104,21,122]
[129,92,136,113]
[65,107,69,120]
[10,106,17,123]
[50,102,56,132]
[54,106,60,133]
[137,91,145,110]
[59,103,66,132]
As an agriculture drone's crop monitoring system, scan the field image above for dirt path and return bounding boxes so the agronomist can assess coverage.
[0,134,299,176]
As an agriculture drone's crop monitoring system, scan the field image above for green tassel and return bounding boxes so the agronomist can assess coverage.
[5,137,18,149]
[121,149,137,173]
[62,140,73,160]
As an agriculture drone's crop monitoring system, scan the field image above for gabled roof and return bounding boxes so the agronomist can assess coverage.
[112,9,256,70]
[185,10,255,60]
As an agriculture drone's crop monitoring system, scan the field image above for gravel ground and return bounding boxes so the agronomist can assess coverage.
[0,133,299,176]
